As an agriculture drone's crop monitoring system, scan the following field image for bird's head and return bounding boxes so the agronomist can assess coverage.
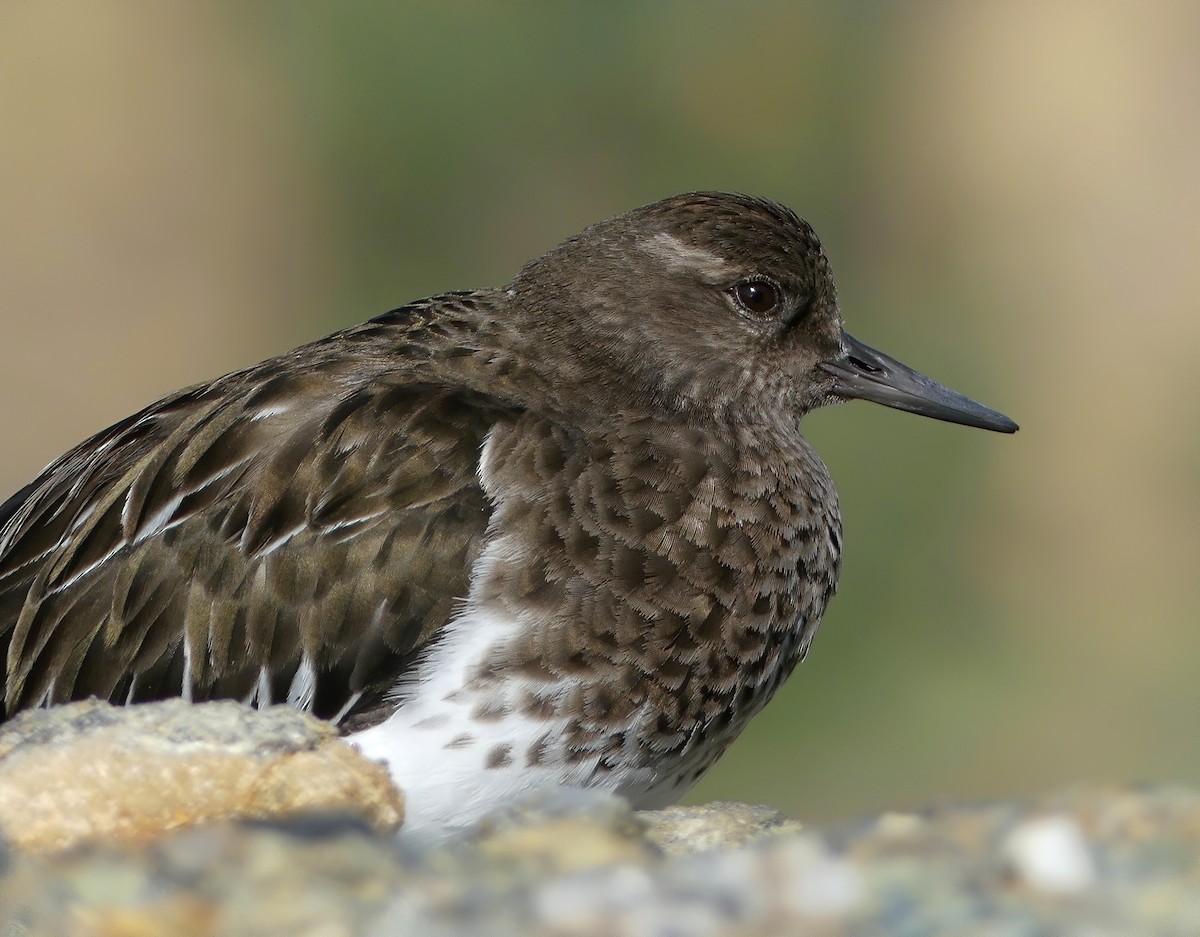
[507,192,1017,435]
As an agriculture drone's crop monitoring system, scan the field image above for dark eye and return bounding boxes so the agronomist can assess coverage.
[732,278,781,316]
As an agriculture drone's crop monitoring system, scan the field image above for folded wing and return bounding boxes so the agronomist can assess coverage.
[0,336,510,725]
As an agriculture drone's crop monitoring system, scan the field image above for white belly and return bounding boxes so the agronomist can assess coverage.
[346,597,711,832]
[346,603,589,832]
[348,425,693,832]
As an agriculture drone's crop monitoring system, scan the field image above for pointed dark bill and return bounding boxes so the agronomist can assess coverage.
[821,332,1019,433]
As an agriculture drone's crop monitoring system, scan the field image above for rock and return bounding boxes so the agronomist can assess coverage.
[640,800,804,857]
[0,709,1197,936]
[1002,814,1097,894]
[0,699,404,851]
[2,783,1198,935]
[467,786,659,872]
[0,815,399,937]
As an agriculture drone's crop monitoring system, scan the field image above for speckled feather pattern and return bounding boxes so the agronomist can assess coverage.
[0,192,873,827]
[470,413,839,797]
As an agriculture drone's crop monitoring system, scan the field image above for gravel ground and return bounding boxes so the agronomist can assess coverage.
[2,784,1197,936]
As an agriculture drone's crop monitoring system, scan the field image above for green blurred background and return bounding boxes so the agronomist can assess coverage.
[1,2,1196,822]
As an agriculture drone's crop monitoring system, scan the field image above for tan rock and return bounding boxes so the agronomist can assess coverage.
[469,788,659,873]
[640,800,803,857]
[0,699,403,852]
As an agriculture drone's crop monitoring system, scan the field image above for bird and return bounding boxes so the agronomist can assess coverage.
[0,193,1017,831]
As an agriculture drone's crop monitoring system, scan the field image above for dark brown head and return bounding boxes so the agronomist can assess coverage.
[507,192,1017,433]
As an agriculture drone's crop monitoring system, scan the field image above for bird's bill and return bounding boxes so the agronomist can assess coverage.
[821,331,1019,433]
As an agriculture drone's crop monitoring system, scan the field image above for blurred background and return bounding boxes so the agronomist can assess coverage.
[0,2,1195,823]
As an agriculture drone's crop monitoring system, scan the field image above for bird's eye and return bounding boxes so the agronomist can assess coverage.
[732,278,781,316]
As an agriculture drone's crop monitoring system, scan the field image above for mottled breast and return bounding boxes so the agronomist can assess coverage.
[482,412,842,794]
[354,409,843,825]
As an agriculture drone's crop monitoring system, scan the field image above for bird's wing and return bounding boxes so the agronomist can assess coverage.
[0,328,512,724]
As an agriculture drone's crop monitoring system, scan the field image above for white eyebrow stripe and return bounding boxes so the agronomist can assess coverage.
[638,232,733,278]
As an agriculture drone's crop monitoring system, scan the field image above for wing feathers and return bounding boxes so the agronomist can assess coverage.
[0,313,512,721]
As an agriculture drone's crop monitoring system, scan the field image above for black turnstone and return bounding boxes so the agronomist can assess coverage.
[0,193,1016,830]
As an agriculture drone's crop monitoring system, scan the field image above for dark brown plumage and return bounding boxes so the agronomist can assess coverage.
[0,302,510,721]
[0,193,1015,828]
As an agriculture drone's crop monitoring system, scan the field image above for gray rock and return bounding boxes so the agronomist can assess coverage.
[2,783,1198,935]
[0,707,1196,935]
[640,800,804,857]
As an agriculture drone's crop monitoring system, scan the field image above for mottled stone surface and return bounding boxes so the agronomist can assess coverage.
[1,783,1197,936]
[0,700,404,851]
[466,786,659,872]
[641,800,804,857]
